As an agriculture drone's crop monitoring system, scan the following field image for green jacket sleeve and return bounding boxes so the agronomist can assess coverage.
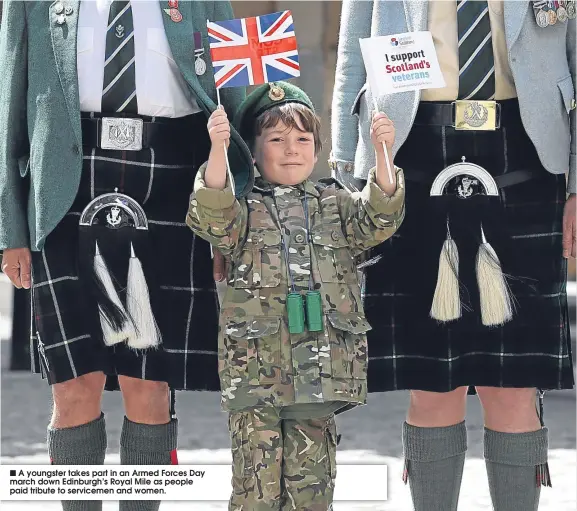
[0,0,30,250]
[186,162,248,256]
[337,166,406,253]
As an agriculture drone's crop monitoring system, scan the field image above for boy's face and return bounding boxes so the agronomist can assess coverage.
[253,117,318,186]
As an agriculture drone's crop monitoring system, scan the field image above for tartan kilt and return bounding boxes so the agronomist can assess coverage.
[339,100,574,393]
[30,112,220,392]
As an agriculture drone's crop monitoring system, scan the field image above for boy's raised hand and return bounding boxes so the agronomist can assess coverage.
[370,112,395,156]
[208,106,230,150]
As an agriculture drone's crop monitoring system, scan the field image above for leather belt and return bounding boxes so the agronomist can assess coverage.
[414,99,522,130]
[81,113,203,151]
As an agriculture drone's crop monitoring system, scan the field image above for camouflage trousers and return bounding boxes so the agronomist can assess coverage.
[228,407,338,511]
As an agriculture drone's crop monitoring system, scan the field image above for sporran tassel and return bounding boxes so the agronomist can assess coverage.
[535,390,552,487]
[476,225,514,326]
[536,462,552,488]
[430,222,461,322]
[126,243,162,350]
[94,241,134,345]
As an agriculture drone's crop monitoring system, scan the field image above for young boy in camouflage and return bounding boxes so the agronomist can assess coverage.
[186,81,405,511]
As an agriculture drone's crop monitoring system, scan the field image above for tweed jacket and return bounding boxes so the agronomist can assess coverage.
[331,0,576,193]
[0,0,254,251]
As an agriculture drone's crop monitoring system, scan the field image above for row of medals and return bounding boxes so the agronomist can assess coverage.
[533,0,576,27]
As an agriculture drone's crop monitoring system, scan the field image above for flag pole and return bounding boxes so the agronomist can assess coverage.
[215,87,234,187]
[209,17,234,188]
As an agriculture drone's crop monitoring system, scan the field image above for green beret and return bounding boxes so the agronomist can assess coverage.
[233,81,315,146]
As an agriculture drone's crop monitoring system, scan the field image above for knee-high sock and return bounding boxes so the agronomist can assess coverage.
[48,413,107,511]
[402,421,467,511]
[119,417,178,511]
[484,427,549,511]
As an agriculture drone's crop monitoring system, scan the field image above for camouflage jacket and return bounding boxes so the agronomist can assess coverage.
[187,163,405,412]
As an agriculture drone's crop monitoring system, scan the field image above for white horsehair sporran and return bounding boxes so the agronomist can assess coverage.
[79,190,162,350]
[429,157,514,327]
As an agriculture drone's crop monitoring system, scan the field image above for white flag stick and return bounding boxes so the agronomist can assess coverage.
[209,18,233,187]
[215,87,234,187]
[372,96,394,185]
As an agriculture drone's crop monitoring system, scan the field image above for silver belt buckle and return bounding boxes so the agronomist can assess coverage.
[100,117,143,151]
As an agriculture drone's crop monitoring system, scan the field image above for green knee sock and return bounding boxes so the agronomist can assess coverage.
[484,427,549,511]
[119,417,178,511]
[402,421,467,511]
[48,413,107,511]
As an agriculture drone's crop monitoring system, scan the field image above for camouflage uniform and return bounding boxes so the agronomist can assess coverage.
[187,162,405,510]
[228,408,337,511]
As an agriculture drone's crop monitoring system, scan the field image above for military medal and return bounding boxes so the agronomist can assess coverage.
[163,0,182,23]
[533,0,550,26]
[193,32,206,76]
[536,9,550,26]
[557,5,568,21]
[548,7,558,23]
[567,0,576,18]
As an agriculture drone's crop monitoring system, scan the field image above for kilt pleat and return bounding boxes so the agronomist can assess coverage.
[340,100,574,393]
[30,113,220,391]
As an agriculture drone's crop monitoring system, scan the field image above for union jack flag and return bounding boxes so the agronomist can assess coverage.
[207,10,300,89]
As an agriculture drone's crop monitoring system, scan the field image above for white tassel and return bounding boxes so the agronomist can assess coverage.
[430,230,462,322]
[476,226,514,326]
[94,241,134,346]
[126,243,162,350]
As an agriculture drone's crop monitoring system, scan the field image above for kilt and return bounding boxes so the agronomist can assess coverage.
[338,100,574,393]
[30,112,221,392]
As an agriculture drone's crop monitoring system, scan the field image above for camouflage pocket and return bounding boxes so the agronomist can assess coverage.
[234,231,282,288]
[247,316,282,384]
[228,412,255,477]
[224,318,259,385]
[310,228,352,283]
[326,312,371,380]
[225,316,282,385]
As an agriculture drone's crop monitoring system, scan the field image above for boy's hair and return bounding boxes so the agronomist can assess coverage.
[254,103,323,156]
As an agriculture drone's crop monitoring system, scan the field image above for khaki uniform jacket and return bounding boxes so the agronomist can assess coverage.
[187,164,405,412]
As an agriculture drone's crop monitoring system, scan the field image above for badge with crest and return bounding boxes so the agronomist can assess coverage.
[78,191,161,351]
[428,158,514,328]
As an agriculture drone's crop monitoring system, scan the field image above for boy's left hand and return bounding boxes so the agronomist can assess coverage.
[370,112,395,156]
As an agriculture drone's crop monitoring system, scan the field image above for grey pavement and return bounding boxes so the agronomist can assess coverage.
[1,275,575,510]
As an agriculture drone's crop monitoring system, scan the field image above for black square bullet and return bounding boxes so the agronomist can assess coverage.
[10,470,16,476]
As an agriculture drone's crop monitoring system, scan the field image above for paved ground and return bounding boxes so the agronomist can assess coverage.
[1,276,575,509]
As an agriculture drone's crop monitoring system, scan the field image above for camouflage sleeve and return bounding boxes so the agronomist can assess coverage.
[186,162,248,256]
[336,166,405,253]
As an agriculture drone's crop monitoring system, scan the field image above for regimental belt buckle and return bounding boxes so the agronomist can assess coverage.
[100,117,144,151]
[452,100,500,131]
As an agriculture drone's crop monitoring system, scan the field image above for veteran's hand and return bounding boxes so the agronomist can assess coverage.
[208,106,230,150]
[2,247,32,289]
[212,248,227,283]
[562,193,576,259]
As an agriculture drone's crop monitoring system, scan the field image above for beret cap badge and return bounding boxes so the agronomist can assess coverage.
[268,84,286,101]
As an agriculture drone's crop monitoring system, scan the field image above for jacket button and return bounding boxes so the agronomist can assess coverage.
[331,231,340,242]
[295,233,305,243]
[72,144,80,154]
